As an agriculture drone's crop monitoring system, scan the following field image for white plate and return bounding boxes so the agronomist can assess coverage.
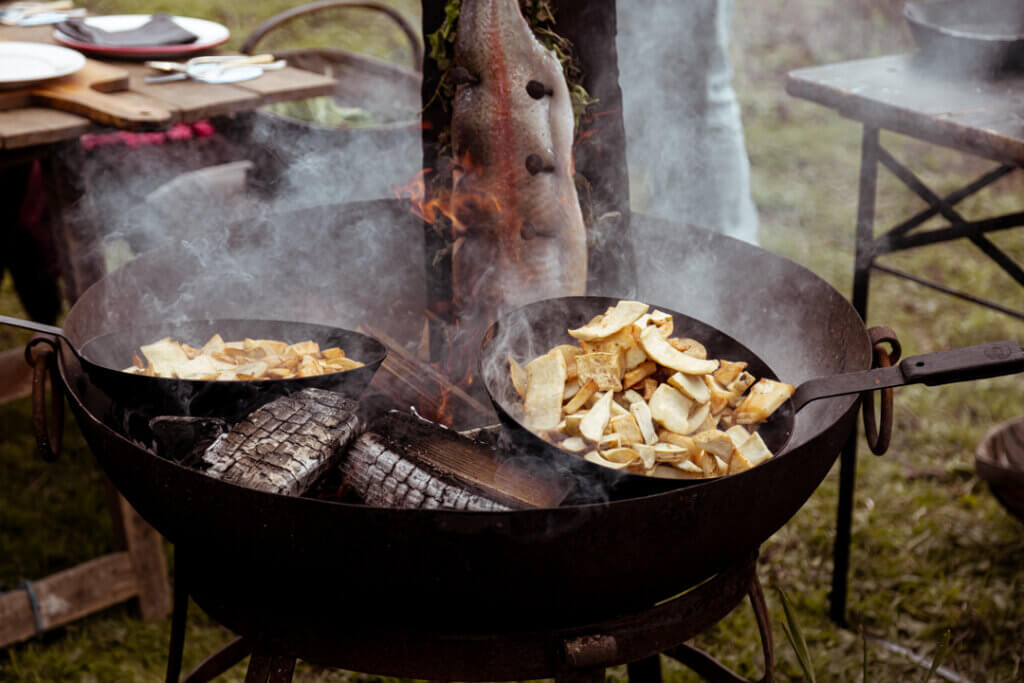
[52,15,230,60]
[0,41,85,89]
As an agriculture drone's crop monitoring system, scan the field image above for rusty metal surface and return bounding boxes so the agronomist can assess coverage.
[786,55,1024,166]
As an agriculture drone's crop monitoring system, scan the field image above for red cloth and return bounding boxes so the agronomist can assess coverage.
[79,120,216,151]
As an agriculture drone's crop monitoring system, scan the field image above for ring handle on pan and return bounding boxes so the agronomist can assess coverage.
[25,336,64,463]
[862,326,901,456]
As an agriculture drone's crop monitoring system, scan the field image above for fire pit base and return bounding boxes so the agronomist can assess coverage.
[169,550,772,683]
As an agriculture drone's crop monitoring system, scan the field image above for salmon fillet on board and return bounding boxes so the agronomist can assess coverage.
[450,0,588,322]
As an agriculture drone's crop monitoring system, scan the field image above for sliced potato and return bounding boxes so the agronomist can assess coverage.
[694,430,734,460]
[668,371,711,404]
[509,355,527,399]
[630,400,659,445]
[640,326,718,375]
[524,350,567,431]
[584,451,633,470]
[623,361,658,390]
[727,371,757,396]
[576,351,624,392]
[552,344,584,380]
[560,436,587,453]
[568,300,649,340]
[649,384,695,434]
[734,378,795,425]
[580,391,614,441]
[714,360,747,386]
[610,413,644,445]
[565,379,598,415]
[737,431,773,467]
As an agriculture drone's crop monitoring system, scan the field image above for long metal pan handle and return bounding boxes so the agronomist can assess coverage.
[791,340,1024,412]
[0,314,70,343]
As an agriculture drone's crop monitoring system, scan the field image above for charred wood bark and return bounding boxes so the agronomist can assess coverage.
[202,389,361,496]
[149,415,227,467]
[342,431,510,511]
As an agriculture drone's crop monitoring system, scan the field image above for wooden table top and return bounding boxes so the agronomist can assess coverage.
[0,24,336,150]
[786,54,1024,166]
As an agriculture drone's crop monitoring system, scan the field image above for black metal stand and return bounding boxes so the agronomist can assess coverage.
[830,123,1024,624]
[166,551,773,683]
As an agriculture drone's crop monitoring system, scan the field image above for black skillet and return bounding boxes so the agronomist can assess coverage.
[0,314,385,424]
[480,296,1024,501]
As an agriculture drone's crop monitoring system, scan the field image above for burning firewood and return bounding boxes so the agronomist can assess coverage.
[339,411,569,510]
[201,389,361,496]
[343,433,509,511]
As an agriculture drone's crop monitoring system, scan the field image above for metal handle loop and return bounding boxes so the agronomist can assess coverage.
[26,336,64,463]
[862,326,900,456]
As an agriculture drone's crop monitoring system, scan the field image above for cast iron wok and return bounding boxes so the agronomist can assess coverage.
[38,202,877,633]
[481,296,1024,502]
[0,314,385,424]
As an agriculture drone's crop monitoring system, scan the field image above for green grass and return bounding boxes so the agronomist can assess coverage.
[3,0,1024,680]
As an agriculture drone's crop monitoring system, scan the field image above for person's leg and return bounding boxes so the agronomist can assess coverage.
[616,0,759,244]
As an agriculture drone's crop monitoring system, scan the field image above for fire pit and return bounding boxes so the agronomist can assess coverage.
[27,198,865,675]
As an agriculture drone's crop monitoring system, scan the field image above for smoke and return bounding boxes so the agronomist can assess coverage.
[614,0,759,245]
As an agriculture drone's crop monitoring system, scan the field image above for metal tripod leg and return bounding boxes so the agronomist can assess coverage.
[831,124,879,626]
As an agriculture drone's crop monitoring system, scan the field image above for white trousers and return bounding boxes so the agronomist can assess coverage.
[616,0,759,244]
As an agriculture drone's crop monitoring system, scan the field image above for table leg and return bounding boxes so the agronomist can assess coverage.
[831,125,879,626]
[40,142,106,303]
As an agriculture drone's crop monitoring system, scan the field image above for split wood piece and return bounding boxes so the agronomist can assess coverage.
[0,552,138,648]
[359,323,494,427]
[355,411,570,509]
[343,430,509,511]
[202,388,360,496]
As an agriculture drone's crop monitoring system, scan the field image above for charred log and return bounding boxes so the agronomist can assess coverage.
[201,389,361,496]
[342,431,511,511]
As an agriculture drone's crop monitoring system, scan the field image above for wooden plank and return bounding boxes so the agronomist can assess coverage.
[116,494,172,620]
[233,66,336,105]
[0,107,89,149]
[120,63,262,122]
[0,551,138,648]
[786,54,1024,165]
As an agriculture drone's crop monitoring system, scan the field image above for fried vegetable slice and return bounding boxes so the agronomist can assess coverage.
[524,350,568,431]
[630,400,659,445]
[640,326,719,375]
[737,431,773,467]
[576,351,624,392]
[509,355,528,399]
[714,360,748,386]
[668,371,711,404]
[564,379,598,415]
[649,384,695,434]
[734,378,795,425]
[579,391,614,441]
[140,337,190,377]
[693,430,735,460]
[568,300,649,341]
[585,450,633,470]
[610,413,644,445]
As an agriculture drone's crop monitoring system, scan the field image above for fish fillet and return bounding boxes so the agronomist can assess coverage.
[450,0,588,321]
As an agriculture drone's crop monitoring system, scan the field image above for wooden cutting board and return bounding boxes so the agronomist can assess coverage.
[0,58,171,128]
